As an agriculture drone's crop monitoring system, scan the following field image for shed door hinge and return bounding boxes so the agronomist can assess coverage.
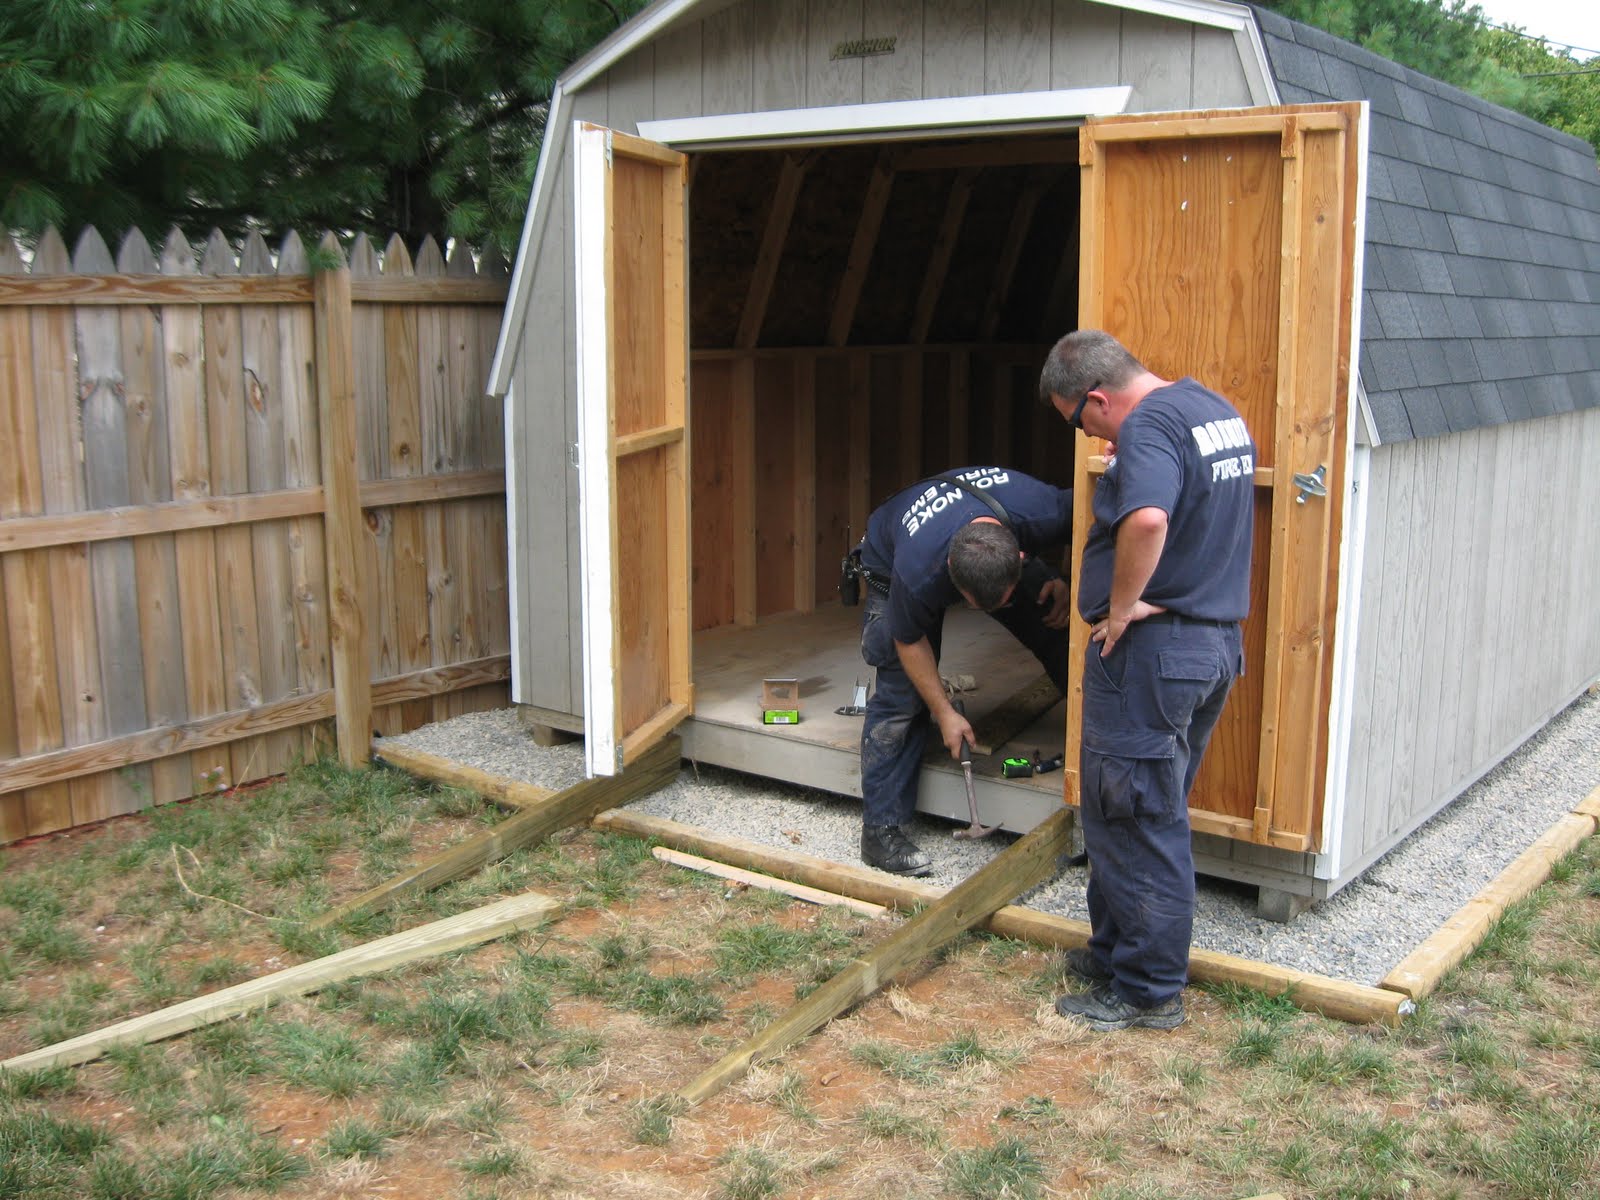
[570,443,580,469]
[604,129,614,168]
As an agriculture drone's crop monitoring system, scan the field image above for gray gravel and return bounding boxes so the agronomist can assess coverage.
[383,684,1600,987]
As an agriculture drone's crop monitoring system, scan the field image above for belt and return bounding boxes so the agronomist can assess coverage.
[864,572,891,596]
[1087,611,1236,628]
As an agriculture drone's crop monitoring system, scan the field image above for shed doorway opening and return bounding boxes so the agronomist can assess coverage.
[679,130,1085,826]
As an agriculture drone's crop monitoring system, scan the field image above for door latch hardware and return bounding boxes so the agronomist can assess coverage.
[1292,463,1328,504]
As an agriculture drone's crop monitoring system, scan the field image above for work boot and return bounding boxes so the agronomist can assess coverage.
[1062,947,1112,985]
[1053,982,1185,1032]
[861,824,932,876]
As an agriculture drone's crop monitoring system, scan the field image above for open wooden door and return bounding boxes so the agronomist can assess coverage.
[574,122,692,776]
[1066,103,1365,851]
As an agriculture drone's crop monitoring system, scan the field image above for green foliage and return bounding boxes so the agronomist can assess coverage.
[1259,0,1600,158]
[0,0,649,252]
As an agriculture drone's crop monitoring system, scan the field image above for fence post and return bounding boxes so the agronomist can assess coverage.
[312,233,371,766]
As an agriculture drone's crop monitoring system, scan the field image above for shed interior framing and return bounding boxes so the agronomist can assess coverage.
[673,129,1087,816]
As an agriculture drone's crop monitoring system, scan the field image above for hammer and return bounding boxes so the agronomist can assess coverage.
[951,701,1000,839]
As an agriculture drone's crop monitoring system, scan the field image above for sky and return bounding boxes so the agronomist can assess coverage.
[1467,0,1600,60]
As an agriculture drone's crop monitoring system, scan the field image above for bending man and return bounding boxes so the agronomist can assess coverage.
[853,467,1073,875]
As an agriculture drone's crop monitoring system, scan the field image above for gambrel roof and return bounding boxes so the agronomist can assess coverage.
[1255,5,1600,442]
[492,0,1600,446]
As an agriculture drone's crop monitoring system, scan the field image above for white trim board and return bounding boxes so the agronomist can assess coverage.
[573,124,620,777]
[639,88,1134,149]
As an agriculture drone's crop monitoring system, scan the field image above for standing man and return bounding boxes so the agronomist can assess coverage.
[853,467,1073,875]
[1039,330,1254,1031]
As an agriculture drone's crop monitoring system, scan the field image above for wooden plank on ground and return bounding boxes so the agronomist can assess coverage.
[1380,812,1598,1000]
[970,672,1060,756]
[311,734,682,928]
[593,808,1415,1027]
[675,806,1073,1105]
[653,846,888,917]
[0,891,560,1073]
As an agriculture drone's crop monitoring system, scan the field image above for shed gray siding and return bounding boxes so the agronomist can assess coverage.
[508,0,1264,717]
[1338,410,1600,881]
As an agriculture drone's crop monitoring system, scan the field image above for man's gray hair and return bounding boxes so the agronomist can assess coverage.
[1038,329,1145,406]
[948,521,1021,610]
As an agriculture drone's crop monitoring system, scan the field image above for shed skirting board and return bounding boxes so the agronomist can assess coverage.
[1379,786,1600,1000]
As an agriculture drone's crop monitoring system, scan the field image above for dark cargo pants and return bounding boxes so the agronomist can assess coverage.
[858,579,1070,828]
[1079,615,1242,1008]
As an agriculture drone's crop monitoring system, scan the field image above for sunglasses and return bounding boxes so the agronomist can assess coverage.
[1066,381,1100,429]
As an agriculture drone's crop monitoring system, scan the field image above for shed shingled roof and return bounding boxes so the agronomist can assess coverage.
[1252,6,1600,442]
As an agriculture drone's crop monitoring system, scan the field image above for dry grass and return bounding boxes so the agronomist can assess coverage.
[1,761,1597,1199]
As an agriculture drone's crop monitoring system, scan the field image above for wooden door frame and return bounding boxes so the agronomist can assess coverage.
[573,122,693,776]
[1067,103,1367,851]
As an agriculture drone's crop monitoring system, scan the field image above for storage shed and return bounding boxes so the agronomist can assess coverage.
[488,0,1600,915]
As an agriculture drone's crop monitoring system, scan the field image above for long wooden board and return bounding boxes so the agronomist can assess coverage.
[311,734,682,927]
[676,807,1073,1105]
[1380,811,1598,1000]
[1,891,559,1073]
[593,808,1414,1027]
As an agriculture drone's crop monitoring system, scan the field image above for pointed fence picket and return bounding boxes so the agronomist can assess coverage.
[0,225,512,843]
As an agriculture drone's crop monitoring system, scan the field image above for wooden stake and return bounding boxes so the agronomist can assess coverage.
[1,891,560,1073]
[309,734,681,929]
[593,808,1414,1027]
[675,807,1073,1106]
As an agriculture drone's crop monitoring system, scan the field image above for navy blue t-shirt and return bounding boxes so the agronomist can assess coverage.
[861,467,1073,645]
[1077,379,1255,623]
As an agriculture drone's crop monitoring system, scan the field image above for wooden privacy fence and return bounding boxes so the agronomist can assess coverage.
[0,225,513,845]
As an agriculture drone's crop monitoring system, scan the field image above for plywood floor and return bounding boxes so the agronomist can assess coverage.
[688,605,1068,809]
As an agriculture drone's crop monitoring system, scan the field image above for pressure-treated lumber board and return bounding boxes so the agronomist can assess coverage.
[0,891,559,1073]
[370,739,556,810]
[312,237,370,766]
[970,672,1061,757]
[593,808,1414,1027]
[1380,811,1597,1000]
[676,807,1073,1105]
[652,846,888,917]
[312,734,682,928]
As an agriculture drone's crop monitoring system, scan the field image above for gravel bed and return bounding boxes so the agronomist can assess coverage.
[382,684,1600,987]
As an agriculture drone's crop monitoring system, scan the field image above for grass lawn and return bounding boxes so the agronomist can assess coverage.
[1,758,1597,1199]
